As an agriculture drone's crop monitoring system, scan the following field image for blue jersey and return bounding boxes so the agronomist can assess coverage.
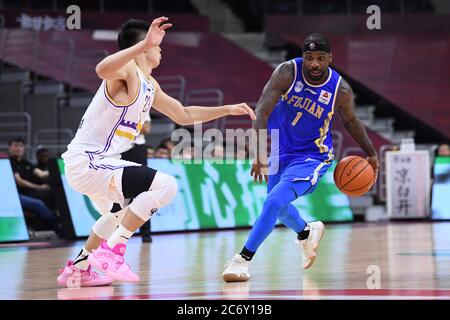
[268,58,342,164]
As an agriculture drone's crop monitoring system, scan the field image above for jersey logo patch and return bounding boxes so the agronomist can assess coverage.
[318,90,332,105]
[294,81,304,93]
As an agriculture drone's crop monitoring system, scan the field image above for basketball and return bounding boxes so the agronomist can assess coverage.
[334,156,375,197]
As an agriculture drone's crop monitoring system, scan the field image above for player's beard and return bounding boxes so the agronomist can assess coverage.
[307,68,324,81]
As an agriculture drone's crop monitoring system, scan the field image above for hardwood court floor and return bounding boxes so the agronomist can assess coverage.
[1,222,450,300]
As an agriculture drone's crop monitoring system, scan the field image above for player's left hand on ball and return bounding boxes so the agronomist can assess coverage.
[228,103,256,120]
[367,155,379,184]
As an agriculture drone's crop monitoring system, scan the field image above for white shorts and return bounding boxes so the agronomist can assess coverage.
[64,154,141,215]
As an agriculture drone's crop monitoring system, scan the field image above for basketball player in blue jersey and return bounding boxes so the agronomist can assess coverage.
[223,33,379,282]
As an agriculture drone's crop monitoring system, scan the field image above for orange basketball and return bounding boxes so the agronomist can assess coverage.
[333,155,375,197]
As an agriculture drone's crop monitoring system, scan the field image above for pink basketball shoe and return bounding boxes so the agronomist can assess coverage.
[57,260,113,288]
[88,241,139,283]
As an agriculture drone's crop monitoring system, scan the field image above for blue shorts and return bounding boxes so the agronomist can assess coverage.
[267,157,332,194]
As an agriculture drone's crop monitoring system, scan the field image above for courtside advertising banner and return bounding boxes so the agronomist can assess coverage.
[0,159,29,242]
[432,156,450,220]
[386,150,431,219]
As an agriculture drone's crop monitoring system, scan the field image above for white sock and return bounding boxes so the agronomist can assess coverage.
[107,224,134,248]
[73,247,91,270]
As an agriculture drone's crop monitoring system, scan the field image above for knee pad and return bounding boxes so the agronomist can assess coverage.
[129,172,178,221]
[150,172,178,207]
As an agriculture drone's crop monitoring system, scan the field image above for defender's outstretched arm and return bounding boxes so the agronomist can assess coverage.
[152,79,255,125]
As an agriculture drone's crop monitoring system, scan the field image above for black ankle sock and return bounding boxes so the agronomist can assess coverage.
[297,225,310,241]
[73,249,88,265]
[240,247,255,261]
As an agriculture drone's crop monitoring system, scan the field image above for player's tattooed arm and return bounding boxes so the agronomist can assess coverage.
[251,61,294,183]
[336,78,379,180]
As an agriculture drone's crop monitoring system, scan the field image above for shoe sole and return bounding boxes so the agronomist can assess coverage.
[57,276,113,288]
[222,273,251,282]
[303,222,325,270]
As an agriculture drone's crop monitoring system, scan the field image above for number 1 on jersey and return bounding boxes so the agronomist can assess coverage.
[291,112,303,126]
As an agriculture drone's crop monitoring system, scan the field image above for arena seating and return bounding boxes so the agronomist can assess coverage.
[0,26,391,159]
[0,9,207,30]
[265,14,450,47]
[0,29,273,103]
[279,32,450,140]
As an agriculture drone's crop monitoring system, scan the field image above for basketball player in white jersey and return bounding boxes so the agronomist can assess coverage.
[57,17,255,287]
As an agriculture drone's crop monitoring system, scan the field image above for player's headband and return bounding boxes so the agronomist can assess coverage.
[303,41,330,53]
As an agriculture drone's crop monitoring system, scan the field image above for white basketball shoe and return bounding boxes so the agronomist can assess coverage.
[296,221,325,269]
[222,254,252,282]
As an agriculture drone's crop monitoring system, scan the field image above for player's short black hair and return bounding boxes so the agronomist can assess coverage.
[117,19,150,50]
[303,33,331,53]
[8,137,25,146]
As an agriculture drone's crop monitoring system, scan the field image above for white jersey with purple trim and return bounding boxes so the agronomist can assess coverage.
[62,65,155,162]
[134,111,151,146]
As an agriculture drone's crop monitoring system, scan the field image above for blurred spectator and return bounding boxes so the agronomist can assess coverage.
[34,147,50,184]
[212,144,225,159]
[160,138,175,153]
[182,145,194,160]
[8,138,62,236]
[236,142,250,160]
[146,146,155,158]
[437,144,450,156]
[19,194,62,236]
[35,147,50,171]
[155,146,170,158]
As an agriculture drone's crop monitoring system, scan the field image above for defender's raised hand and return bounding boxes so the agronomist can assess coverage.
[145,17,172,49]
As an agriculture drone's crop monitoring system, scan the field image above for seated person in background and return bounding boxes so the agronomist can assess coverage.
[181,144,194,160]
[146,146,155,158]
[160,137,175,153]
[437,143,450,157]
[155,145,170,158]
[34,147,50,184]
[8,138,62,236]
[9,138,55,209]
[212,143,224,160]
[236,142,250,161]
[19,194,63,237]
